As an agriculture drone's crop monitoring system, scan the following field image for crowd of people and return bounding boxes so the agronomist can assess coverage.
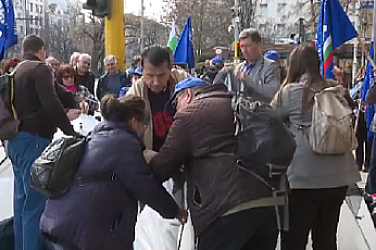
[1,26,369,250]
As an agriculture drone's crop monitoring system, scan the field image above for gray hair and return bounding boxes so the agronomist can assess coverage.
[104,55,117,64]
[46,56,58,63]
[70,52,81,64]
[78,53,92,62]
[239,28,262,43]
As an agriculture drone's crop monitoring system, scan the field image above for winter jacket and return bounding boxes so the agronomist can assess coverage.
[13,54,75,139]
[96,72,130,101]
[150,84,274,236]
[126,67,189,150]
[76,69,96,95]
[270,74,360,189]
[62,84,99,113]
[40,120,179,250]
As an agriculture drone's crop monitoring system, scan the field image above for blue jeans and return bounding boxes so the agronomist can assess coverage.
[8,132,51,250]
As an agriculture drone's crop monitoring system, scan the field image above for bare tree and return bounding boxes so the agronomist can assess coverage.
[125,13,169,65]
[162,0,233,59]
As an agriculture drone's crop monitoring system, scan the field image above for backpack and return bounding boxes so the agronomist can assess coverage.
[29,134,114,198]
[0,217,14,250]
[0,60,41,141]
[309,86,358,155]
[196,90,295,231]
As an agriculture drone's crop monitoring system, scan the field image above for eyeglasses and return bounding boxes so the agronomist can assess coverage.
[172,91,184,108]
[62,74,75,79]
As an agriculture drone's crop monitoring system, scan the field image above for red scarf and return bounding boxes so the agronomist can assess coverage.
[63,84,77,93]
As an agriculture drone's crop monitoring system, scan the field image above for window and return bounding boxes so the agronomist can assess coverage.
[30,3,33,12]
[277,3,287,16]
[40,6,43,13]
[20,26,23,33]
[260,3,268,16]
[30,15,34,25]
[30,28,34,34]
[35,29,39,35]
[40,17,43,25]
[36,5,39,13]
[35,16,38,26]
[276,23,286,31]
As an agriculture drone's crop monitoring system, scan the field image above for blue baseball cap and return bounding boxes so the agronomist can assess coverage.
[264,50,280,61]
[165,77,208,114]
[212,56,224,65]
[134,66,142,76]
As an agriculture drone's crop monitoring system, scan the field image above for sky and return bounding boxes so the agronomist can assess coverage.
[125,0,165,19]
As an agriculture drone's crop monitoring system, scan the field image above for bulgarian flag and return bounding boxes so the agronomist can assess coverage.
[167,22,179,52]
[317,0,357,79]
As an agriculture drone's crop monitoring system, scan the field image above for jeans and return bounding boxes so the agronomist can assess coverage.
[281,187,348,250]
[197,207,278,250]
[8,132,51,250]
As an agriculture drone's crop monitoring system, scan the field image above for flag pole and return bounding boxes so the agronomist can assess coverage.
[354,35,375,132]
[356,36,376,69]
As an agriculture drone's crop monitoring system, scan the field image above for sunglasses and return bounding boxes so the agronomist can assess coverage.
[62,74,75,79]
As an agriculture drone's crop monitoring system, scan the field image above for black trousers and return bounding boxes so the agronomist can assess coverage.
[356,111,371,169]
[281,187,348,250]
[198,207,278,250]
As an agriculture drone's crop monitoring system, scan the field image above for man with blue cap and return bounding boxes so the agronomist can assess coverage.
[264,50,280,62]
[264,50,286,84]
[151,77,279,250]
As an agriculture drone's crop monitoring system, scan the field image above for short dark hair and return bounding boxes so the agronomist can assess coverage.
[23,35,45,54]
[239,28,262,43]
[141,45,171,67]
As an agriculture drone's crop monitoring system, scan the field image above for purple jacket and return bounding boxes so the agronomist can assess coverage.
[40,120,178,250]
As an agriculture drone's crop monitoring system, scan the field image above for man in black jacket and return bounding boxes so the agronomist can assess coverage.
[8,35,82,250]
[75,53,96,94]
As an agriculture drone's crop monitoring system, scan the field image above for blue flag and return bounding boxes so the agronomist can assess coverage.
[0,0,17,60]
[174,17,195,69]
[317,0,357,79]
[361,42,375,140]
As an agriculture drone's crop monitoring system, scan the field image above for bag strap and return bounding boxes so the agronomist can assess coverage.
[195,91,232,101]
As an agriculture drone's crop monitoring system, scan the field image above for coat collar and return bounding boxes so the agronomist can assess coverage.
[98,120,146,150]
[23,53,42,62]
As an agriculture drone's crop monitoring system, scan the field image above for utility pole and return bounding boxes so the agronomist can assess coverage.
[352,0,360,87]
[299,17,305,43]
[44,0,50,50]
[24,0,29,36]
[140,0,144,53]
[104,0,125,71]
[373,0,376,60]
[234,0,240,62]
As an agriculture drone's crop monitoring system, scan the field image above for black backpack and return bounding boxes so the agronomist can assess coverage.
[235,98,296,175]
[29,136,88,198]
[0,60,42,141]
[0,67,21,141]
[0,217,14,250]
[29,134,115,198]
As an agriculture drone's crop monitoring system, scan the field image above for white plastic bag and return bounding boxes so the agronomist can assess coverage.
[53,114,99,140]
[71,114,99,136]
[134,179,180,250]
[177,213,195,250]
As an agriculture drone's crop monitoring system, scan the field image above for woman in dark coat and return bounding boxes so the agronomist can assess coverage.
[40,94,187,250]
